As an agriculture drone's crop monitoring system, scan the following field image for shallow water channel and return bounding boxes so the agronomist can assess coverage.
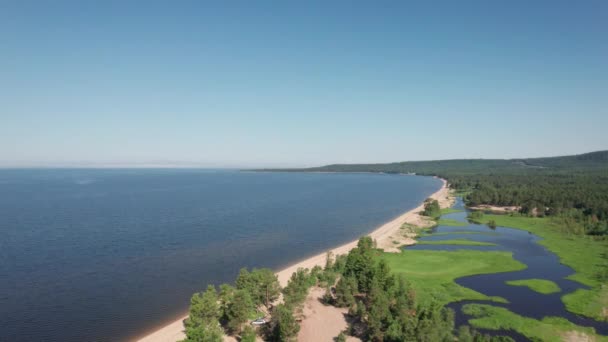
[405,198,608,341]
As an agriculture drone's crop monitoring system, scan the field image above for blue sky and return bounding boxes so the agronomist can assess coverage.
[1,1,607,167]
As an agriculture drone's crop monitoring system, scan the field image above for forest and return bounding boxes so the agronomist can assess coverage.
[266,151,608,236]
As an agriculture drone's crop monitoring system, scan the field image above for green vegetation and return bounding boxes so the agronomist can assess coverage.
[437,218,468,226]
[225,290,254,333]
[420,231,499,237]
[440,207,464,215]
[505,278,561,294]
[487,219,497,229]
[416,239,496,246]
[282,267,319,308]
[562,289,608,325]
[235,268,281,309]
[422,199,441,218]
[269,304,299,341]
[183,237,521,341]
[183,285,223,342]
[468,210,484,221]
[453,188,473,197]
[381,249,524,305]
[324,237,514,341]
[240,326,256,342]
[474,213,608,321]
[183,268,286,341]
[462,304,608,342]
[183,264,328,341]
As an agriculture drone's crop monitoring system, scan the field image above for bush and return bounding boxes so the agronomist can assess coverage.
[422,199,441,218]
[269,304,299,342]
[240,325,257,342]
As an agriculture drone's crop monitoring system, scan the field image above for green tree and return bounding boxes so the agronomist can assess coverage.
[185,285,220,329]
[252,268,281,308]
[325,251,334,270]
[366,280,391,341]
[413,302,454,341]
[469,210,484,221]
[283,268,314,308]
[487,219,497,229]
[344,237,377,293]
[236,268,280,309]
[225,290,254,334]
[334,275,356,307]
[270,304,300,342]
[182,323,223,342]
[375,259,394,292]
[422,199,441,218]
[218,283,235,320]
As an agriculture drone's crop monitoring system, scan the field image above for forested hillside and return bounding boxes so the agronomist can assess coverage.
[266,151,608,236]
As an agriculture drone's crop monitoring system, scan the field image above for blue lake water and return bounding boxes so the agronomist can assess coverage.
[0,169,441,342]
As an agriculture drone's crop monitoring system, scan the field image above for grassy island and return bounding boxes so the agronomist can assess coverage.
[416,239,496,246]
[381,249,523,305]
[505,278,561,294]
[437,218,468,226]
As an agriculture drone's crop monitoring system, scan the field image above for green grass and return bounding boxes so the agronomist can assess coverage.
[380,249,526,305]
[562,288,608,324]
[420,231,500,237]
[416,239,496,246]
[474,214,608,321]
[462,304,608,342]
[440,207,464,215]
[505,278,561,294]
[437,218,468,227]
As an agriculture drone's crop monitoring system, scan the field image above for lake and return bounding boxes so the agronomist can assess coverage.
[0,169,441,341]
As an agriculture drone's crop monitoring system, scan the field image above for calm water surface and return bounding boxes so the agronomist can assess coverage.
[0,169,441,341]
[408,198,608,340]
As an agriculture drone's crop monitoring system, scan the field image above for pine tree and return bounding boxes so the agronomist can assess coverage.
[270,304,299,342]
[185,285,220,329]
[225,290,254,334]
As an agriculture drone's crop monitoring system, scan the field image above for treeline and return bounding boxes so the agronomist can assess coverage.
[264,150,608,236]
[183,237,514,341]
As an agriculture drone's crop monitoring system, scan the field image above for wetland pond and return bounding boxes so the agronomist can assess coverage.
[406,198,608,341]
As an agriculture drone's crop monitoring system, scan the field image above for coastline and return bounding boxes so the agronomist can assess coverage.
[136,177,451,342]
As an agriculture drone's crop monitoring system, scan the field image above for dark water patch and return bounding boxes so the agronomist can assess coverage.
[414,198,608,336]
[0,170,442,342]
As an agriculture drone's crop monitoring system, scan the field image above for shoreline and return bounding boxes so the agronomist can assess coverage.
[136,177,451,342]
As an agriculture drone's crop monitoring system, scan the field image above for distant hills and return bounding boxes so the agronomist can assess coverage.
[262,150,608,176]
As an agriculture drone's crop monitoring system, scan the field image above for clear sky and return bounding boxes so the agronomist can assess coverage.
[1,1,607,168]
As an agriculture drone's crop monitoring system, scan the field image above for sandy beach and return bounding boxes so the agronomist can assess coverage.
[136,178,452,342]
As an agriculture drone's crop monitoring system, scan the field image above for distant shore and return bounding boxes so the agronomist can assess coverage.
[136,177,451,342]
